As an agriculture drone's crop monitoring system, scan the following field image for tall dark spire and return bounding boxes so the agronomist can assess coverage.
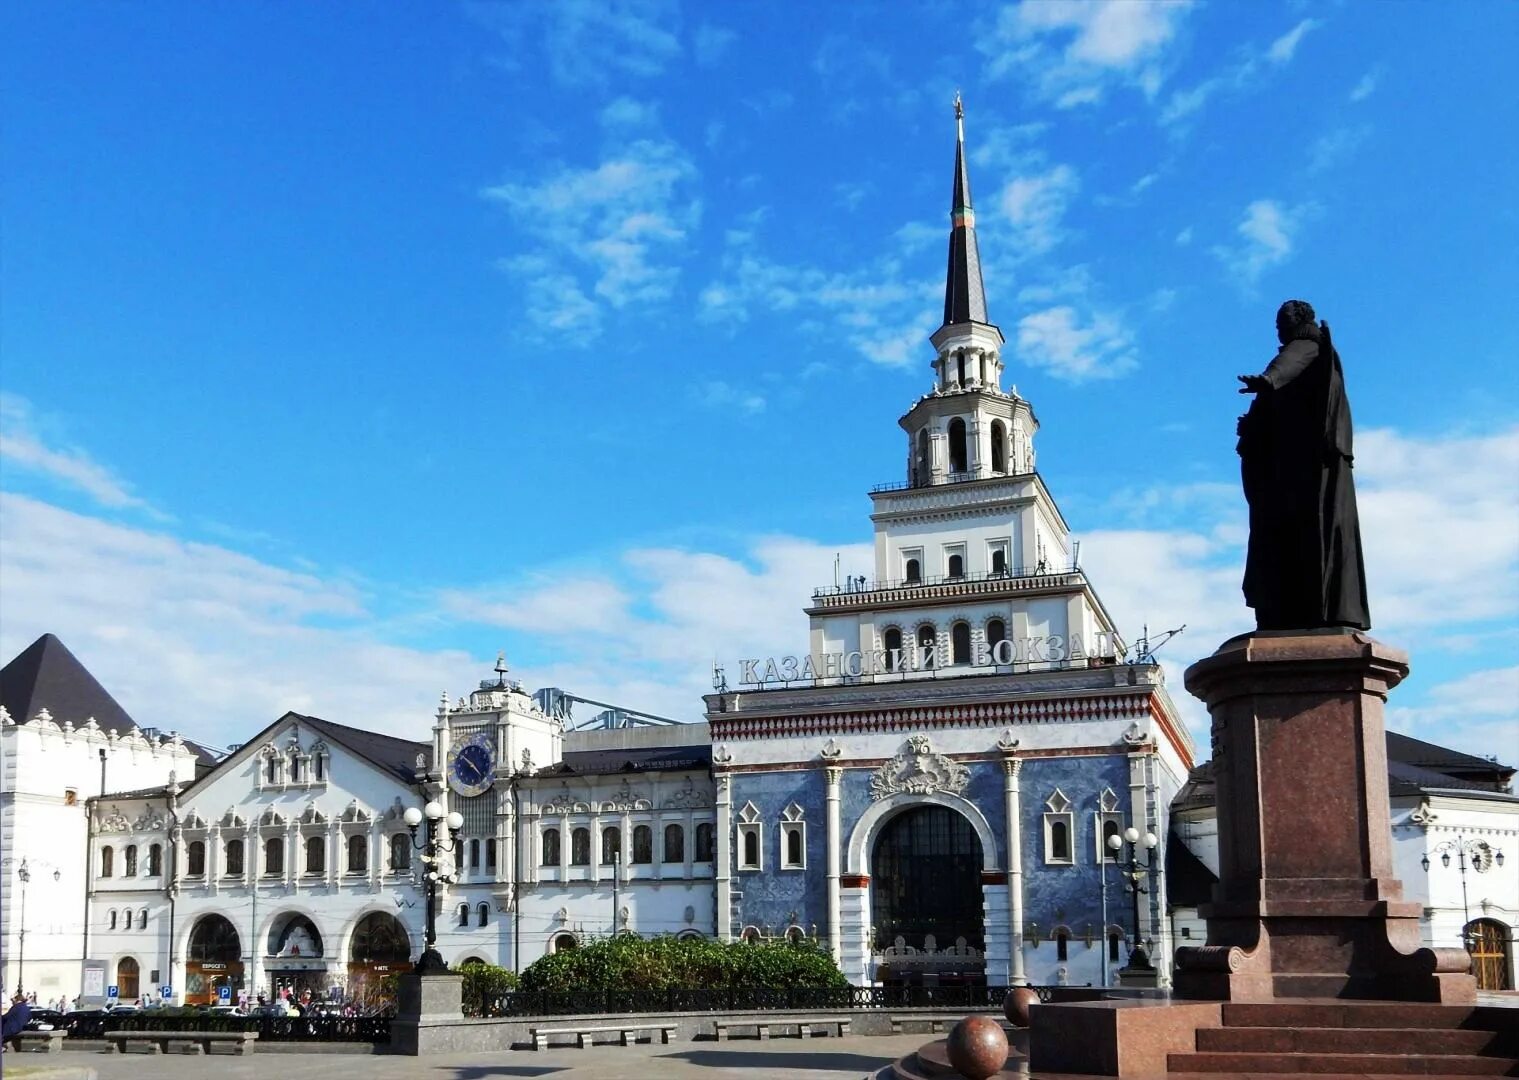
[942,92,989,327]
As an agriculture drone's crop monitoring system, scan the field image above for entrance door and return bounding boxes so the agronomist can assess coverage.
[1468,919,1512,991]
[871,805,984,983]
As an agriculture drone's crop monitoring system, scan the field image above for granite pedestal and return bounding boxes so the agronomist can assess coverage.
[391,972,464,1056]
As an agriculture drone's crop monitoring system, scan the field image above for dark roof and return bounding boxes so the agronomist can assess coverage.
[1174,732,1513,811]
[941,111,989,328]
[1165,830,1218,908]
[539,744,712,777]
[293,714,432,784]
[1,634,136,732]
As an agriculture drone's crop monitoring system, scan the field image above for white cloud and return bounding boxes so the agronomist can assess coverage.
[1387,666,1519,760]
[1309,126,1372,173]
[1211,199,1315,284]
[1174,226,1193,246]
[1266,18,1319,64]
[984,0,1195,107]
[600,96,659,130]
[693,23,736,67]
[695,381,766,415]
[998,164,1080,255]
[441,577,632,635]
[1015,305,1138,382]
[482,128,699,337]
[0,394,163,518]
[1350,69,1380,102]
[471,0,681,87]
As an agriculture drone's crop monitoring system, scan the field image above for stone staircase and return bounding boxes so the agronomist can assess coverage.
[1168,1001,1519,1076]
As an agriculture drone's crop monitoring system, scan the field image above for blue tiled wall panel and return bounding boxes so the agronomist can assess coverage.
[728,769,828,934]
[1019,754,1132,937]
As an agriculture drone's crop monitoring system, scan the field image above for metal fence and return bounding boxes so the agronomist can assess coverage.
[94,1012,392,1044]
[477,984,1046,1018]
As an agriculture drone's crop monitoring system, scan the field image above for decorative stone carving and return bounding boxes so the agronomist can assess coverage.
[820,737,842,760]
[220,807,246,829]
[996,729,1019,752]
[383,796,406,820]
[712,743,733,765]
[542,783,590,815]
[663,776,710,809]
[340,800,370,823]
[1408,801,1438,826]
[259,806,285,826]
[99,805,132,832]
[521,748,533,772]
[1121,721,1146,746]
[132,804,166,831]
[869,735,970,801]
[601,778,651,812]
[182,811,208,830]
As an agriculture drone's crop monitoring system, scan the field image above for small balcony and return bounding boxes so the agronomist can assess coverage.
[811,563,1082,609]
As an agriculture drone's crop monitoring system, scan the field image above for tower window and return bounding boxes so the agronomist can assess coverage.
[883,628,903,671]
[986,619,1007,656]
[991,420,1007,473]
[916,429,930,486]
[947,553,964,578]
[916,624,937,667]
[948,418,968,474]
[905,558,921,583]
[486,838,497,870]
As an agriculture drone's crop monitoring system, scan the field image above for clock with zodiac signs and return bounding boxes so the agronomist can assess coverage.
[447,733,497,798]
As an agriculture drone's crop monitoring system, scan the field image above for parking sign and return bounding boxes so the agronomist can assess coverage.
[161,985,173,999]
[107,985,119,999]
[218,985,232,1004]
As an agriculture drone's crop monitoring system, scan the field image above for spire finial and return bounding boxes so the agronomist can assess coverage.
[954,91,964,142]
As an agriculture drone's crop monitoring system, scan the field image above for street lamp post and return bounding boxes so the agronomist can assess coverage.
[1107,827,1159,980]
[401,801,465,976]
[1422,835,1505,950]
[14,859,62,998]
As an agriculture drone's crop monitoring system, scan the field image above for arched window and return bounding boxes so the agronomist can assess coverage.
[1102,818,1121,861]
[187,841,206,877]
[109,909,118,930]
[948,553,964,578]
[786,925,806,944]
[266,755,278,784]
[350,912,410,964]
[305,836,324,874]
[101,846,115,878]
[313,753,325,782]
[917,624,937,667]
[477,903,489,928]
[663,824,684,863]
[986,619,1007,658]
[116,957,140,1000]
[1056,929,1070,962]
[469,839,480,869]
[741,926,761,944]
[189,915,241,964]
[264,837,283,876]
[951,621,971,664]
[542,827,561,866]
[347,834,367,874]
[289,753,302,783]
[389,834,410,872]
[486,839,497,870]
[224,839,244,877]
[787,828,804,867]
[571,827,590,866]
[948,418,968,474]
[991,548,1007,574]
[1050,820,1070,862]
[138,908,148,930]
[883,627,903,671]
[905,559,921,583]
[601,826,621,865]
[147,844,162,876]
[1108,929,1123,963]
[632,825,652,864]
[743,829,759,868]
[457,903,470,927]
[551,932,578,954]
[915,429,930,486]
[956,352,967,386]
[991,420,1007,472]
[695,823,715,862]
[124,845,138,876]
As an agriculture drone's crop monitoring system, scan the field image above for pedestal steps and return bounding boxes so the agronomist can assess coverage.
[1167,1001,1519,1076]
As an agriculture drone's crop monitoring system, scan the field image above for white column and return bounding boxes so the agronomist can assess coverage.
[715,773,732,941]
[1004,756,1027,985]
[208,826,221,896]
[825,766,842,963]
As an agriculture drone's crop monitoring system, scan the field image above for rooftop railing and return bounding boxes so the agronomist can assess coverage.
[813,563,1080,600]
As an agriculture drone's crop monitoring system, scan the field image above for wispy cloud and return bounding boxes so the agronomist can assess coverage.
[1350,69,1380,102]
[1211,198,1316,284]
[696,381,766,414]
[482,109,699,340]
[0,394,165,518]
[693,22,736,67]
[1015,305,1138,381]
[983,0,1196,108]
[998,163,1081,255]
[1266,18,1319,64]
[470,0,680,87]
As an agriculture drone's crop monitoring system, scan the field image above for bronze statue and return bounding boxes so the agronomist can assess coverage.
[1236,300,1371,631]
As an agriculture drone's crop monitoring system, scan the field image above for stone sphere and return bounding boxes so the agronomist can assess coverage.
[946,1014,1008,1080]
[1003,984,1040,1028]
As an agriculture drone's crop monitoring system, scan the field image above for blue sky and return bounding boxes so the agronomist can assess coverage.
[2,1,1516,761]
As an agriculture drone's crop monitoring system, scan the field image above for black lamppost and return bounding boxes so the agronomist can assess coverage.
[1422,835,1505,950]
[14,858,62,997]
[401,800,464,975]
[1106,827,1159,973]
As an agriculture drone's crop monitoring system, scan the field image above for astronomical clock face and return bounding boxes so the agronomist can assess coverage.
[447,734,496,798]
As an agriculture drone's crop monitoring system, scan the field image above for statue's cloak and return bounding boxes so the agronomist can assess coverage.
[1238,325,1371,630]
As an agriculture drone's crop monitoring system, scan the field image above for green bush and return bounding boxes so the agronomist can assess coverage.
[458,959,519,1016]
[517,934,848,993]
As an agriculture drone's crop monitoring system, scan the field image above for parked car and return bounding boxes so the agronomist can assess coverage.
[24,1009,66,1032]
[207,1005,246,1017]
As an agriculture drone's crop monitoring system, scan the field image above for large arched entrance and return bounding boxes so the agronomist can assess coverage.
[265,912,327,1003]
[871,805,985,986]
[348,911,412,1007]
[1468,919,1512,991]
[185,914,243,1005]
